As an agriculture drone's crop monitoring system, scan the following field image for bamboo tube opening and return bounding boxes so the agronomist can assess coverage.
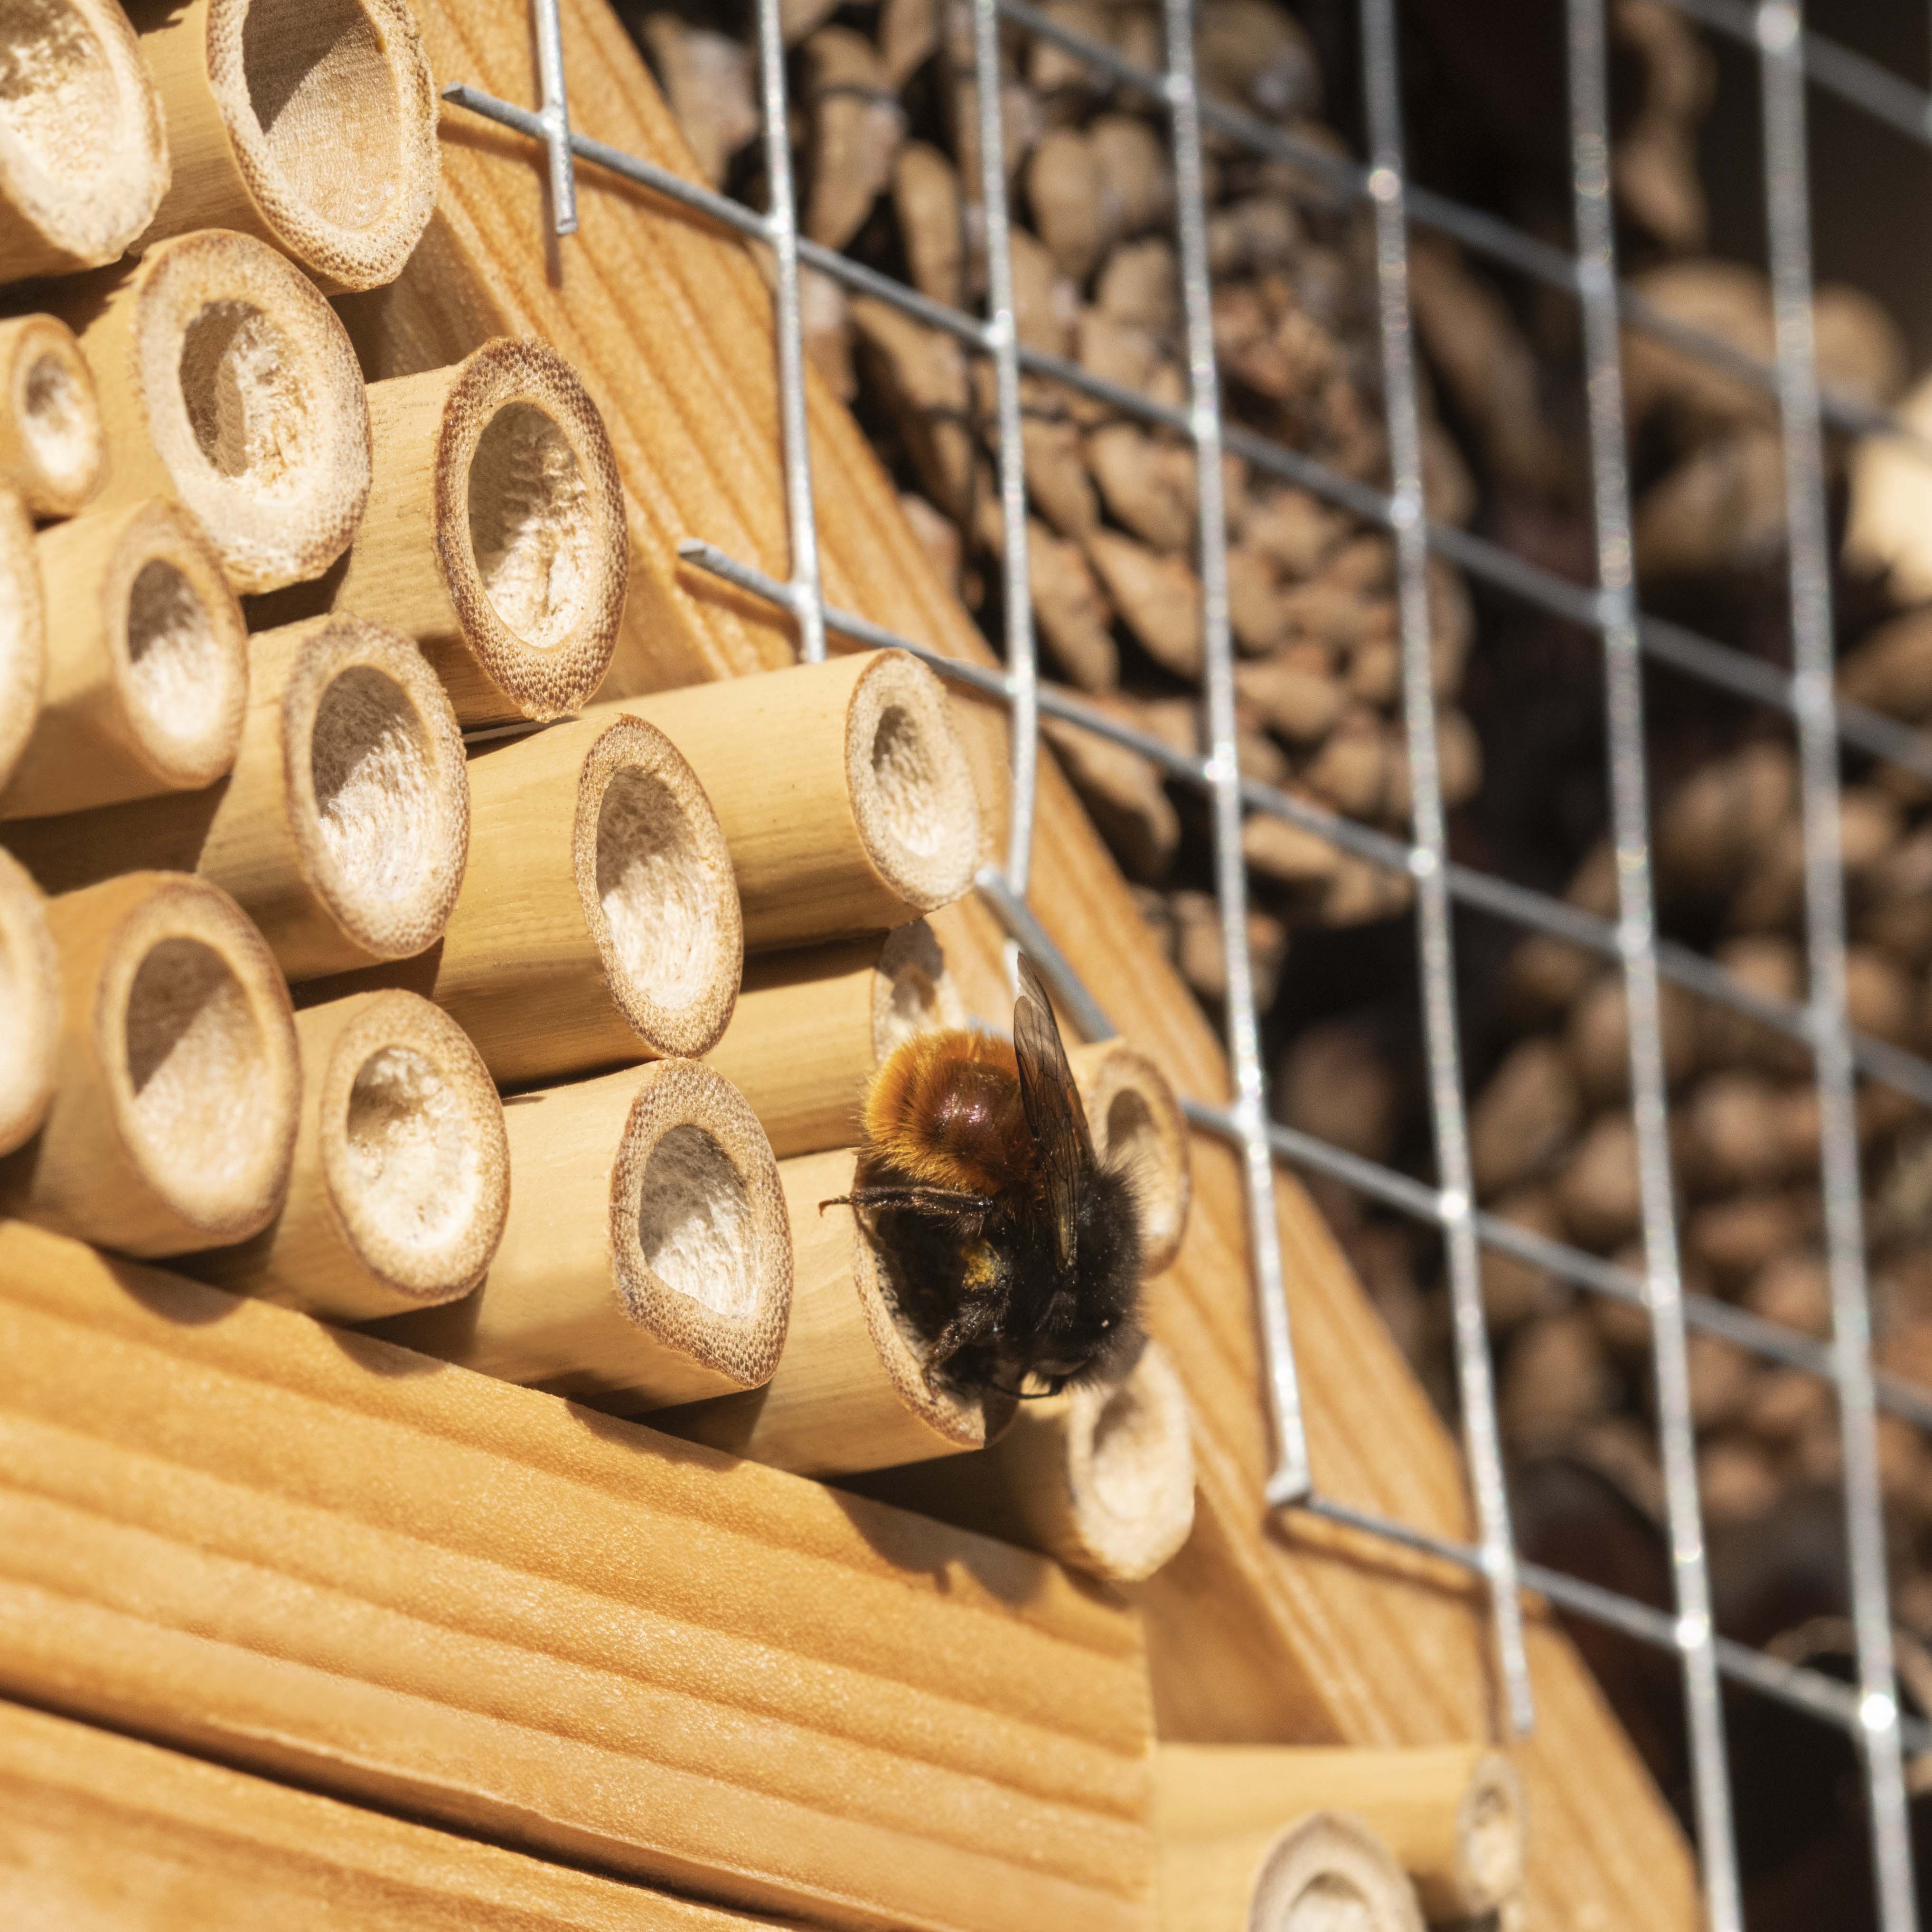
[875,917,962,1050]
[1250,1815,1424,1932]
[0,489,43,794]
[633,1122,756,1319]
[1458,1764,1522,1920]
[0,848,58,1156]
[1074,1339,1195,1577]
[0,0,168,282]
[1072,1038,1193,1275]
[0,315,102,514]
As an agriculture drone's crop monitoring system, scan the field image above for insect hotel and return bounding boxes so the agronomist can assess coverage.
[1,1,1927,1929]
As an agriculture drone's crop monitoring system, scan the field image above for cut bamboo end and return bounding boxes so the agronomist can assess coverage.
[0,488,44,796]
[0,316,103,515]
[0,871,297,1255]
[60,228,371,593]
[326,713,740,1084]
[130,0,439,293]
[1071,1037,1193,1276]
[0,0,169,283]
[652,1147,1016,1476]
[0,849,59,1157]
[6,613,469,981]
[339,338,627,723]
[1158,1813,1426,1932]
[184,989,509,1321]
[1155,1746,1526,1923]
[374,1060,791,1409]
[604,649,982,950]
[1,499,247,820]
[705,918,964,1157]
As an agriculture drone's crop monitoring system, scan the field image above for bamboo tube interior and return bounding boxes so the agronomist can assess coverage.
[0,0,168,281]
[1158,1812,1425,1932]
[135,0,439,292]
[0,315,102,514]
[0,488,42,795]
[0,848,58,1157]
[1071,1038,1193,1277]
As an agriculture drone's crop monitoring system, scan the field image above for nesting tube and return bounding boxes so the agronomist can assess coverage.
[1,500,247,820]
[334,339,628,723]
[6,614,468,982]
[373,1060,791,1410]
[1156,1746,1526,1924]
[0,490,45,796]
[0,317,103,516]
[1070,1038,1193,1275]
[602,649,983,950]
[56,228,371,593]
[1157,1812,1425,1932]
[129,0,439,293]
[0,871,299,1256]
[184,990,510,1322]
[324,713,741,1085]
[652,1147,1017,1476]
[0,850,59,1158]
[705,919,964,1157]
[0,0,169,283]
[855,1338,1196,1583]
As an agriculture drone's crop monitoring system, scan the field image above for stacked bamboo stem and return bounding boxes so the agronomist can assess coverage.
[0,316,103,516]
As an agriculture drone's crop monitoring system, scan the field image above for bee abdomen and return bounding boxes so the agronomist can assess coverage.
[862,1031,1030,1197]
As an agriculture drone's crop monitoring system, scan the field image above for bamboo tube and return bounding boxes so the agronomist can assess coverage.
[0,850,59,1159]
[55,228,371,593]
[1158,1812,1425,1932]
[1071,1037,1193,1276]
[0,0,169,284]
[5,613,469,982]
[372,1059,790,1409]
[329,338,628,723]
[704,919,964,1157]
[1156,1746,1526,1923]
[0,1222,1153,1932]
[592,649,982,950]
[0,316,103,516]
[128,0,439,293]
[0,488,44,797]
[854,1337,1197,1584]
[319,712,741,1083]
[0,500,247,820]
[0,1700,796,1932]
[0,871,298,1255]
[653,1146,1016,1475]
[183,989,509,1321]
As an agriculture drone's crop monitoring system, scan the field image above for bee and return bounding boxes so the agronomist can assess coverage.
[830,954,1144,1398]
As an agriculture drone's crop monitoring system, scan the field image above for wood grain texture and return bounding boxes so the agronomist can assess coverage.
[337,10,1700,1926]
[0,1698,797,1931]
[0,1220,1153,1932]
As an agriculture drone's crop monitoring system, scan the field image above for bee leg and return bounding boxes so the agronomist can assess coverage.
[820,1186,993,1221]
[921,1295,1002,1391]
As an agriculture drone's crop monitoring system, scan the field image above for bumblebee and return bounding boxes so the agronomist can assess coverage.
[833,954,1144,1398]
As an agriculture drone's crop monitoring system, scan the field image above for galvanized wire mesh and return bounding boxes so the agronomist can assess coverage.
[448,2,1932,1917]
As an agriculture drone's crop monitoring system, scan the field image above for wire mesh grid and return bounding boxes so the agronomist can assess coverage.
[445,1,1932,1918]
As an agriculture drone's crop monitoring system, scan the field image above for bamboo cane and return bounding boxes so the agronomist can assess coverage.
[652,1146,1016,1475]
[323,338,628,723]
[0,500,247,820]
[1158,1812,1425,1932]
[0,488,43,797]
[704,919,964,1157]
[0,871,298,1255]
[0,0,169,284]
[1070,1037,1193,1276]
[371,1058,789,1408]
[0,316,103,516]
[1156,1746,1525,1923]
[318,711,741,1083]
[53,228,371,593]
[5,613,469,982]
[591,649,982,950]
[184,989,509,1322]
[127,0,439,293]
[0,851,58,1159]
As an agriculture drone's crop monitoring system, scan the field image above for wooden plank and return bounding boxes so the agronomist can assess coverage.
[0,1221,1154,1932]
[331,9,1701,1926]
[0,1698,795,1931]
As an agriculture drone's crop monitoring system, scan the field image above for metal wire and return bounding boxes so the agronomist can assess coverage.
[531,0,577,234]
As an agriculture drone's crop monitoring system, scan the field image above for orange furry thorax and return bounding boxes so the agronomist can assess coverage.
[859,1029,1037,1200]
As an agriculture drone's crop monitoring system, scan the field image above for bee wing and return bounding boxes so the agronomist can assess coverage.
[1013,954,1096,1275]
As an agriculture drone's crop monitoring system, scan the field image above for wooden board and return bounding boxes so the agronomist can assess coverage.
[0,1222,1154,1932]
[330,8,1701,1925]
